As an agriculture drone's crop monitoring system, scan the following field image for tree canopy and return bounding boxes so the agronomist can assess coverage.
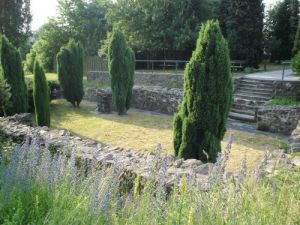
[0,0,31,47]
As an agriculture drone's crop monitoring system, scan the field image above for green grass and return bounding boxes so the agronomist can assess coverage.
[1,138,300,225]
[50,99,285,172]
[25,73,108,89]
[267,97,300,106]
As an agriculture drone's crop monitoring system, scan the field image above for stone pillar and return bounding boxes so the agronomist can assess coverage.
[97,90,112,113]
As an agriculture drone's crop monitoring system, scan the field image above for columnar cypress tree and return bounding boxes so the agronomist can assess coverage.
[33,60,50,127]
[0,35,28,115]
[108,30,135,115]
[57,40,84,107]
[0,68,11,116]
[173,20,232,162]
[226,0,264,68]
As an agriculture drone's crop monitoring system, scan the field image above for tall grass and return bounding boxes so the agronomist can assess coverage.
[0,135,299,225]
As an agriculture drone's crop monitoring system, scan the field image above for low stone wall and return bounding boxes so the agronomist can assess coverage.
[84,86,183,115]
[87,71,184,88]
[0,114,214,189]
[257,106,300,135]
[273,80,300,100]
[290,121,300,152]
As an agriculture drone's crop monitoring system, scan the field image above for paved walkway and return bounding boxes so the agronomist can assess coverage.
[244,69,299,81]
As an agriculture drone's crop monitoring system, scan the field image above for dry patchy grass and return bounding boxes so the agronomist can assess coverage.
[50,99,285,171]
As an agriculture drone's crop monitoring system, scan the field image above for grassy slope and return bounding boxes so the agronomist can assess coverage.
[50,100,285,171]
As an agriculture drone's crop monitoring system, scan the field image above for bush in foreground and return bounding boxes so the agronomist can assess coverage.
[0,35,28,115]
[0,135,299,224]
[57,40,84,107]
[33,60,51,127]
[108,30,135,115]
[173,20,232,162]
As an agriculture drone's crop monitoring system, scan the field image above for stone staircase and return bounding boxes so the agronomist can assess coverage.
[230,77,275,123]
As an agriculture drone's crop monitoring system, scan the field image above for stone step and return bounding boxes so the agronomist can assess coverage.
[232,103,258,111]
[229,112,256,123]
[234,93,270,101]
[240,78,275,85]
[236,90,273,98]
[239,82,274,89]
[237,87,274,94]
[231,107,256,116]
[233,98,266,106]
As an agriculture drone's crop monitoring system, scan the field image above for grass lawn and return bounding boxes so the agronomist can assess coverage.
[25,73,108,89]
[50,99,285,172]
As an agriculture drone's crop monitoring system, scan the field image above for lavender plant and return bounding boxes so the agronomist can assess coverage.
[0,135,299,224]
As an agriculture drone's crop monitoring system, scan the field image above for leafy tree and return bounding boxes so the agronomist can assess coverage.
[0,0,31,46]
[57,40,84,107]
[173,20,232,162]
[107,0,219,59]
[108,30,135,115]
[33,60,50,127]
[25,0,108,72]
[218,0,231,37]
[0,35,28,115]
[0,68,12,116]
[225,0,264,68]
[269,0,299,61]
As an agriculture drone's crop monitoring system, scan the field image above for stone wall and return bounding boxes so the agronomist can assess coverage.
[273,80,300,100]
[257,106,300,135]
[0,114,214,189]
[84,86,183,115]
[290,121,300,152]
[87,71,184,88]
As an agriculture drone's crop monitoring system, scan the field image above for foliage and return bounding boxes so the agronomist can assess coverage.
[26,0,108,72]
[223,0,264,68]
[218,0,231,37]
[57,40,84,107]
[108,30,135,115]
[267,0,299,61]
[293,21,300,55]
[292,51,300,75]
[33,60,51,127]
[0,137,300,224]
[0,35,28,115]
[267,97,300,106]
[0,0,31,47]
[0,70,11,116]
[24,48,37,73]
[173,20,232,162]
[107,0,219,59]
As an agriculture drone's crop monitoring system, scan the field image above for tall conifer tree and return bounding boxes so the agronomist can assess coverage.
[57,40,84,107]
[0,35,28,115]
[33,60,50,127]
[108,30,135,115]
[173,20,232,162]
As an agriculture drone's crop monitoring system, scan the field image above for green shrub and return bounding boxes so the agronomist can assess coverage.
[57,40,84,107]
[0,35,28,115]
[292,51,300,75]
[33,60,51,127]
[173,20,232,162]
[24,49,36,73]
[108,30,135,115]
[0,68,11,116]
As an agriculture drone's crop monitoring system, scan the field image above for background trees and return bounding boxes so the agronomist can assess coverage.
[108,31,135,115]
[107,0,219,60]
[0,69,11,116]
[0,0,31,47]
[0,36,28,115]
[57,40,84,107]
[265,0,299,61]
[33,60,50,127]
[173,21,232,162]
[25,0,108,72]
[219,0,264,68]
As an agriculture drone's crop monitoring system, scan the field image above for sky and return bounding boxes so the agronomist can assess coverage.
[31,0,278,31]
